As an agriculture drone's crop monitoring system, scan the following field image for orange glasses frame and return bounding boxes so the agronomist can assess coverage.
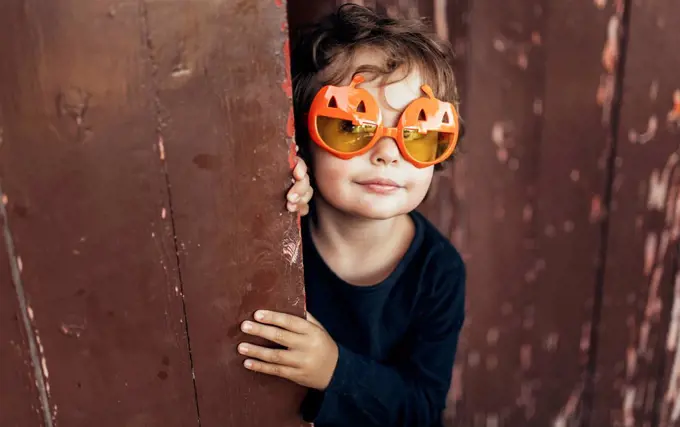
[307,75,460,168]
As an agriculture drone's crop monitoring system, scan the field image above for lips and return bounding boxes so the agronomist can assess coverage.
[355,178,403,188]
[355,178,404,194]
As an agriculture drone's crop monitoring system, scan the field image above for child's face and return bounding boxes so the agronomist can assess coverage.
[310,51,435,220]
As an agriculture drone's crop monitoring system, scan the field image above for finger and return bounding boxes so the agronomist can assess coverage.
[299,186,313,204]
[299,203,310,217]
[243,359,297,380]
[286,179,309,203]
[305,312,324,329]
[238,343,302,367]
[287,202,298,212]
[255,310,311,334]
[293,157,308,181]
[241,321,302,348]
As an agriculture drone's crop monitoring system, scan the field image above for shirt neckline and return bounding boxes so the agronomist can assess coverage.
[302,211,425,293]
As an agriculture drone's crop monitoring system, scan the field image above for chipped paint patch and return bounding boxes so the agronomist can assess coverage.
[594,0,607,9]
[632,150,680,426]
[597,9,623,124]
[282,236,300,265]
[157,135,166,160]
[553,384,584,427]
[664,270,680,424]
[668,90,680,128]
[629,115,659,144]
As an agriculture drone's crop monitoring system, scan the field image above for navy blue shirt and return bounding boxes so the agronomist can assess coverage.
[301,211,466,427]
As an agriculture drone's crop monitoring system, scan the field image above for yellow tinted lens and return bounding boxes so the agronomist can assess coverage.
[403,128,454,163]
[317,116,376,153]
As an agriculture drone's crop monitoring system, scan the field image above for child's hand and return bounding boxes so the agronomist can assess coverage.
[286,157,313,216]
[238,310,338,390]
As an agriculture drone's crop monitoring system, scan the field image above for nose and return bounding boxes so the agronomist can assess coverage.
[370,136,401,166]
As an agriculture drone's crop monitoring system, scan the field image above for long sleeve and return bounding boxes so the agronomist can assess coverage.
[302,263,466,427]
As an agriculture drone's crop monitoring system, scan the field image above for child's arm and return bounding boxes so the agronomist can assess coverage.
[240,262,466,427]
[302,264,466,427]
[286,156,313,216]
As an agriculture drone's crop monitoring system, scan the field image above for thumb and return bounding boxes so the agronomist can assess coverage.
[306,312,324,329]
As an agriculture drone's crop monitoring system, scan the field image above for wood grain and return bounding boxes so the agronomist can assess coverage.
[589,0,680,425]
[140,0,308,425]
[0,1,200,425]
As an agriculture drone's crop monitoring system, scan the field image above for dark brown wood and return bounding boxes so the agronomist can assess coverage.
[139,0,307,425]
[590,0,680,425]
[0,1,200,425]
[430,1,622,425]
[0,194,45,426]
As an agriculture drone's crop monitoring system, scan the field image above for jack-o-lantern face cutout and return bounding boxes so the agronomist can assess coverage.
[308,74,460,168]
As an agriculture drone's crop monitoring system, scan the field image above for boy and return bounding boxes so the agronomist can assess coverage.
[239,4,466,426]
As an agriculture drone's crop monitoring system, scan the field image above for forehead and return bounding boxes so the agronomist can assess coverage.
[339,49,426,112]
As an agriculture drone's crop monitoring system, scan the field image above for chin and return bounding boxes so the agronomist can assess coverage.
[336,196,421,220]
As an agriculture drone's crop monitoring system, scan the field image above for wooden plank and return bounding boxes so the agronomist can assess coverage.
[140,0,308,425]
[589,0,680,425]
[0,189,45,426]
[0,1,198,425]
[397,0,473,423]
[427,1,620,425]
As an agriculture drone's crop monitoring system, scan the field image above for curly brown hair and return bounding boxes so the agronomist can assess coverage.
[290,3,465,171]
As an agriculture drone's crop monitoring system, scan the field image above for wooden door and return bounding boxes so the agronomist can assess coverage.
[0,1,306,426]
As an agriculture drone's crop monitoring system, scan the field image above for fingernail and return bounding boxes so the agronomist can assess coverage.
[238,344,249,354]
[244,360,253,368]
[241,322,253,332]
[255,310,265,320]
[289,193,300,203]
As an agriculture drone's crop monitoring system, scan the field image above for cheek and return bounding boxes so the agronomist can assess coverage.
[311,147,355,193]
[407,167,435,200]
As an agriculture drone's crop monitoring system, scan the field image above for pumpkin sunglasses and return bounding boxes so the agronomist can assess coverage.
[307,74,461,168]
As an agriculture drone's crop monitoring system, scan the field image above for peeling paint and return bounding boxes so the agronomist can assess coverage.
[648,153,679,210]
[282,236,300,265]
[553,384,583,427]
[597,8,623,125]
[628,116,659,144]
[668,89,680,128]
[622,385,636,427]
[590,195,605,222]
[157,135,166,160]
[630,149,680,426]
[663,270,680,424]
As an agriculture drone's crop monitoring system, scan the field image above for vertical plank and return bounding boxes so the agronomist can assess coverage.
[440,1,621,425]
[0,1,198,425]
[406,0,473,423]
[590,0,680,425]
[140,0,308,425]
[0,190,45,426]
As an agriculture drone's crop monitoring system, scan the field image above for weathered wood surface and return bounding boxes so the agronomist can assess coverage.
[139,0,307,424]
[589,0,680,425]
[286,1,679,427]
[0,0,306,426]
[0,188,45,426]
